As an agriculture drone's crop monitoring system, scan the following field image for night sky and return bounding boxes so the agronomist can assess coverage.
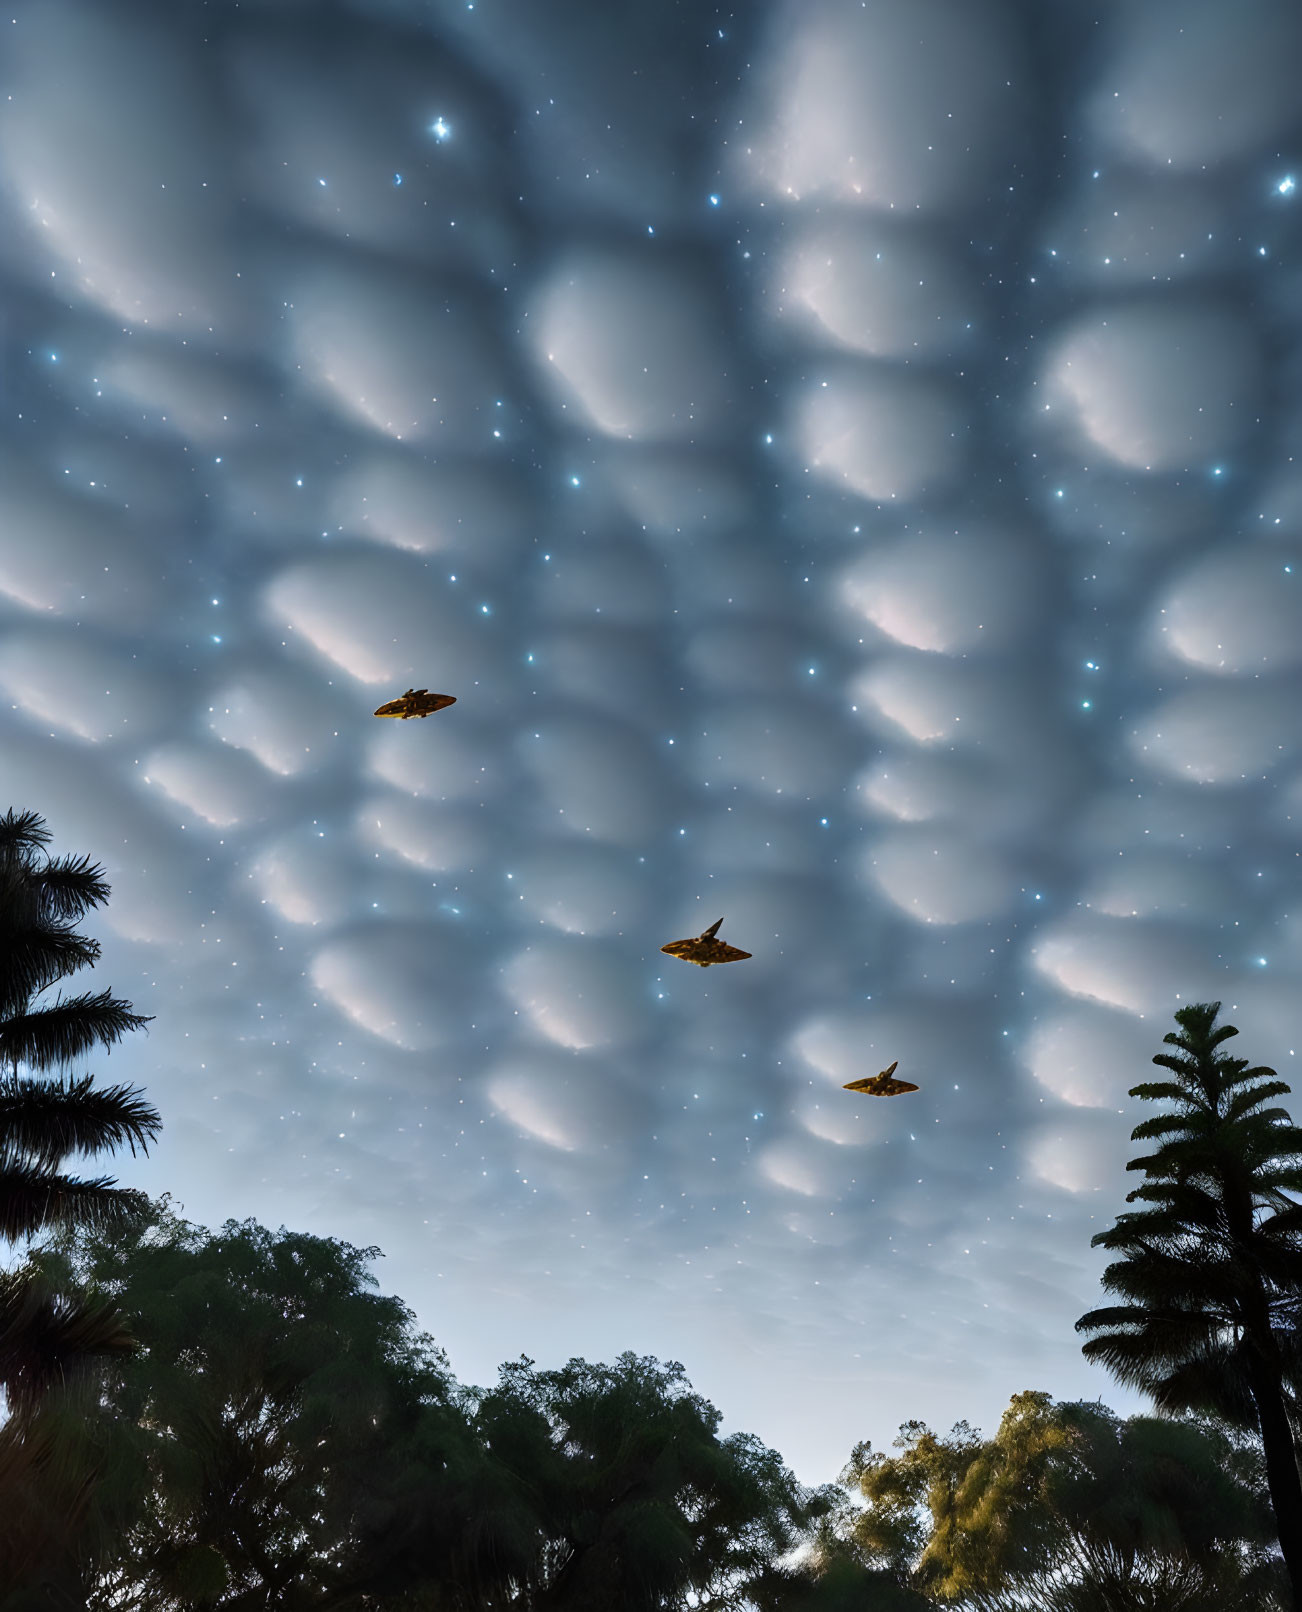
[2,0,1302,1486]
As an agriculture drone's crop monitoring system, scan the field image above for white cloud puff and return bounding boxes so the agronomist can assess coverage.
[0,450,169,626]
[1090,0,1302,171]
[1081,849,1239,923]
[847,653,1056,776]
[510,841,650,937]
[286,259,507,447]
[354,793,491,874]
[329,449,531,568]
[860,827,1020,926]
[784,1003,976,1103]
[485,1046,650,1153]
[0,0,238,332]
[1040,300,1261,472]
[366,718,508,806]
[527,248,733,442]
[205,662,353,779]
[92,338,265,447]
[499,941,648,1051]
[770,218,981,361]
[756,1135,842,1198]
[793,363,966,503]
[310,921,471,1049]
[250,827,364,927]
[1152,544,1302,674]
[838,524,1043,655]
[1024,1110,1138,1197]
[790,1087,895,1147]
[141,740,279,830]
[262,548,512,694]
[1030,915,1218,1018]
[737,0,1026,213]
[0,625,177,743]
[1020,1005,1161,1110]
[1127,682,1300,783]
[851,749,1010,830]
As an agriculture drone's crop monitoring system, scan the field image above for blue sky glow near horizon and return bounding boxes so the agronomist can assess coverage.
[3,0,1302,1487]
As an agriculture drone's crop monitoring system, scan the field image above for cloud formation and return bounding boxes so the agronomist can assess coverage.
[1,0,1301,1486]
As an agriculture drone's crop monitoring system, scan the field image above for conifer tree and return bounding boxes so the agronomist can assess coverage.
[1076,1001,1302,1608]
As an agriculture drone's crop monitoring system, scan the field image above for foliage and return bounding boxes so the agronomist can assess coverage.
[1075,1001,1302,1605]
[0,805,163,1598]
[24,1198,472,1609]
[21,1202,840,1611]
[829,1389,1287,1610]
[459,1349,842,1610]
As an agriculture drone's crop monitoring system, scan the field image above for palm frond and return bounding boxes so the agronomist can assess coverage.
[1224,1079,1295,1116]
[1128,1114,1196,1143]
[0,810,109,918]
[0,1265,139,1417]
[0,1072,162,1167]
[1075,1328,1203,1376]
[0,808,53,859]
[0,928,104,1021]
[23,851,113,921]
[0,1158,150,1243]
[0,989,155,1074]
[1128,1079,1190,1104]
[1259,1204,1302,1242]
[0,1410,103,1585]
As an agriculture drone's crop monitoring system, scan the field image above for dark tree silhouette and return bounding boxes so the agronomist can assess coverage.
[27,1201,481,1609]
[465,1350,840,1611]
[0,806,162,1600]
[1075,1000,1302,1609]
[23,1202,841,1611]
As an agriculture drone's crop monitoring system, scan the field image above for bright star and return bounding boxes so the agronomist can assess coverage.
[430,117,451,141]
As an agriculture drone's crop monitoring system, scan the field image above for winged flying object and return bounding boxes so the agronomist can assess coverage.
[660,917,752,967]
[373,688,457,720]
[843,1060,918,1098]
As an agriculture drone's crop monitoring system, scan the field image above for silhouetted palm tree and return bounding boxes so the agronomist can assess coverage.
[0,806,163,1590]
[1075,1001,1302,1609]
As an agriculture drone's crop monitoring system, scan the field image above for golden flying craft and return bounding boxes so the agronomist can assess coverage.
[843,1060,918,1098]
[373,688,457,720]
[660,917,752,967]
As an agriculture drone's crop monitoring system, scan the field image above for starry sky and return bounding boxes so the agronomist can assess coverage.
[2,0,1302,1488]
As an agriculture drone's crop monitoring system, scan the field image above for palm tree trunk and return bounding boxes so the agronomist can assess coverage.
[1246,1349,1302,1611]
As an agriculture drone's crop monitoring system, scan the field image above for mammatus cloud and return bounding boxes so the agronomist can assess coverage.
[1,0,1300,1490]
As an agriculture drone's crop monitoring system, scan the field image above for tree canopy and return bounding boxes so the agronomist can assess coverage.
[21,1200,842,1611]
[830,1389,1288,1610]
